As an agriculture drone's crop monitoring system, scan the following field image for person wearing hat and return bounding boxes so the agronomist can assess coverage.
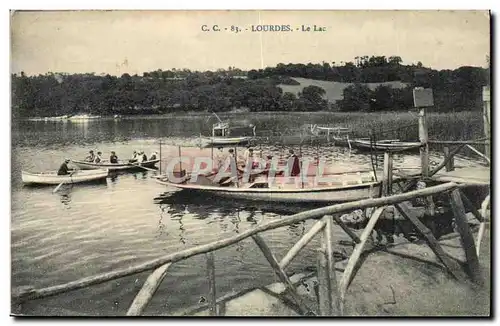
[149,151,158,161]
[85,150,95,162]
[110,151,118,164]
[94,151,103,164]
[57,158,72,175]
[129,150,138,163]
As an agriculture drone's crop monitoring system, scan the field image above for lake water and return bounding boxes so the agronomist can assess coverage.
[10,115,451,316]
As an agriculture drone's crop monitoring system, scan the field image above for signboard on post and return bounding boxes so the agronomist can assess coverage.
[413,87,434,108]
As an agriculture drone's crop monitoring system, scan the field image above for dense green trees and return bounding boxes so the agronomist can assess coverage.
[11,55,489,118]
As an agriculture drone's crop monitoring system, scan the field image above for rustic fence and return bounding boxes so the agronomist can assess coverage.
[12,176,489,316]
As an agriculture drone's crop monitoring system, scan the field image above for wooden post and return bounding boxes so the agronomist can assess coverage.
[419,107,429,178]
[382,152,393,196]
[206,252,217,316]
[252,234,314,315]
[317,248,330,315]
[449,189,481,283]
[178,146,182,176]
[482,86,491,159]
[339,206,386,313]
[323,216,341,315]
[443,146,454,172]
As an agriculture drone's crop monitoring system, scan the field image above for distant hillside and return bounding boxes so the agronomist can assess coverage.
[278,77,408,103]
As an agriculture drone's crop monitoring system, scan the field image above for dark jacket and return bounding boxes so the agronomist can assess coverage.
[57,162,70,175]
[142,154,148,161]
[110,155,118,163]
[290,155,301,177]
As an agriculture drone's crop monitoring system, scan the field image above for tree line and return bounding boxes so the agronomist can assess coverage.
[11,55,489,118]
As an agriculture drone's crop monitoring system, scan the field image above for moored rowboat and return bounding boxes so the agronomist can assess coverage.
[351,139,422,152]
[156,175,381,203]
[21,169,109,185]
[71,159,159,171]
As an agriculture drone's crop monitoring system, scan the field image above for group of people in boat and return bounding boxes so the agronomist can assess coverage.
[82,150,158,164]
[212,145,301,178]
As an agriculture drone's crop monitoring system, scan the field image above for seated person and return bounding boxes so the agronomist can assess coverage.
[149,151,158,161]
[129,150,138,163]
[94,151,103,164]
[85,150,95,162]
[57,159,72,175]
[110,151,118,164]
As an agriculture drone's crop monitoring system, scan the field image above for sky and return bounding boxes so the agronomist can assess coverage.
[10,10,491,76]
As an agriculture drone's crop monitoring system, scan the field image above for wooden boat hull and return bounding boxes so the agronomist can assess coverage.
[157,178,381,203]
[351,139,421,152]
[71,159,159,171]
[22,169,109,185]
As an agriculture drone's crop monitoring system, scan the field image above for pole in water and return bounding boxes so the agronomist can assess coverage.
[159,140,162,174]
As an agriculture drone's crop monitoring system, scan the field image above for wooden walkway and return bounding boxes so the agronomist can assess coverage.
[431,166,490,186]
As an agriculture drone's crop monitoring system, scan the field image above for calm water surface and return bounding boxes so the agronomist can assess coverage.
[12,115,428,316]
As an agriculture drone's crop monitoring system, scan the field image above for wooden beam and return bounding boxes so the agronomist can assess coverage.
[339,206,386,314]
[206,252,217,316]
[483,86,491,159]
[12,182,459,303]
[323,216,341,315]
[279,219,326,270]
[459,190,484,223]
[466,144,490,164]
[126,263,172,316]
[395,203,466,281]
[449,190,481,283]
[332,215,361,244]
[251,234,314,315]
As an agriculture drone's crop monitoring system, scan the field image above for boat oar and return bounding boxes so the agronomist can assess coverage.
[128,163,158,172]
[53,170,77,193]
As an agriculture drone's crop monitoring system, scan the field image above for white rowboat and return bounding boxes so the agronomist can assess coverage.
[22,169,109,185]
[71,159,159,171]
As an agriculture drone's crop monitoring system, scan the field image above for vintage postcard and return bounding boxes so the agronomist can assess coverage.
[10,10,491,317]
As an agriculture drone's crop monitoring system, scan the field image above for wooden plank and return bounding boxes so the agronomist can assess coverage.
[339,206,386,314]
[443,147,454,172]
[332,215,361,244]
[449,190,481,282]
[12,182,459,303]
[323,216,341,315]
[428,140,490,145]
[317,248,330,316]
[206,252,217,316]
[251,234,314,315]
[395,203,466,282]
[279,219,326,270]
[126,263,172,316]
[483,87,491,158]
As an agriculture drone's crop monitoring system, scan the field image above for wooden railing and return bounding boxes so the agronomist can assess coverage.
[12,177,489,316]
